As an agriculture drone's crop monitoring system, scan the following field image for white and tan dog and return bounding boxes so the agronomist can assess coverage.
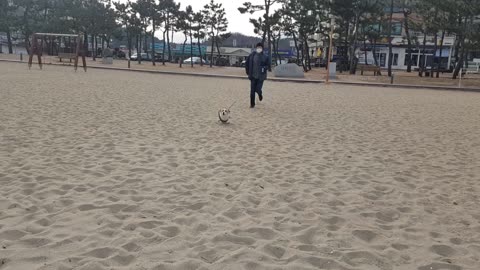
[218,108,230,123]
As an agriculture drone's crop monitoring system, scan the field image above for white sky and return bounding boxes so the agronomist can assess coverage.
[121,0,281,42]
[175,0,279,36]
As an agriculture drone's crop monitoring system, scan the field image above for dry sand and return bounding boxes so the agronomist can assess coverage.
[0,62,480,270]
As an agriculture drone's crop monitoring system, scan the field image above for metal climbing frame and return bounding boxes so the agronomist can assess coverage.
[28,33,87,72]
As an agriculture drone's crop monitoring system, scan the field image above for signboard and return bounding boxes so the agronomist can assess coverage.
[151,43,206,54]
[250,49,294,58]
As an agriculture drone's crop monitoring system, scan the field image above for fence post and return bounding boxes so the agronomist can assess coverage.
[390,73,394,84]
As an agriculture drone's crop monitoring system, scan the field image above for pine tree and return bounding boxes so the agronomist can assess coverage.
[238,0,280,71]
[202,0,229,67]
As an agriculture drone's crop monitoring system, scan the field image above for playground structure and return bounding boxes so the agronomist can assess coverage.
[28,33,87,71]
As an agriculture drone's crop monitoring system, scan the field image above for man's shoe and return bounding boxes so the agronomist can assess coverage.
[259,94,263,101]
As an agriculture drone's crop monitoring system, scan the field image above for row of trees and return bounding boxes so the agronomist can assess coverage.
[113,0,229,67]
[0,0,230,67]
[0,0,119,60]
[1,0,479,77]
[239,0,480,78]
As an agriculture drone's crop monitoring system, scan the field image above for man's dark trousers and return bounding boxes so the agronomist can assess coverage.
[250,78,264,107]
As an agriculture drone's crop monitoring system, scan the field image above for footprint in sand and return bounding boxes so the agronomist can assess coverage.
[0,230,27,241]
[352,230,379,243]
[82,247,118,259]
[430,245,457,257]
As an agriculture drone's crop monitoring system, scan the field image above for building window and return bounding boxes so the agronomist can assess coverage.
[392,23,403,36]
[376,53,387,67]
[390,53,399,66]
[404,54,419,67]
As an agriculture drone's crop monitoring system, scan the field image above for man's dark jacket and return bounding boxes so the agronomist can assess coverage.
[245,52,269,81]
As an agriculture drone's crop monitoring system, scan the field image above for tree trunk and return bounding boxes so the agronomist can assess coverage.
[171,27,174,48]
[304,36,311,71]
[215,36,221,58]
[180,34,187,68]
[24,34,31,55]
[372,38,381,75]
[166,15,171,62]
[272,35,277,65]
[262,0,267,45]
[189,26,194,68]
[266,0,272,71]
[162,30,166,65]
[197,35,203,66]
[363,36,368,65]
[453,36,460,67]
[92,35,96,61]
[452,37,465,79]
[276,34,281,64]
[431,31,438,78]
[101,36,105,53]
[292,32,305,71]
[152,21,156,66]
[144,28,148,53]
[127,29,132,59]
[453,17,468,79]
[6,29,13,54]
[349,11,360,74]
[83,33,88,57]
[419,32,427,77]
[210,33,215,67]
[387,0,394,77]
[403,10,413,72]
[137,34,141,64]
[436,30,445,78]
[22,5,32,54]
[300,41,307,72]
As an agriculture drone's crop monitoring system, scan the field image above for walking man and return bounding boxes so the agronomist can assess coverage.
[245,43,269,108]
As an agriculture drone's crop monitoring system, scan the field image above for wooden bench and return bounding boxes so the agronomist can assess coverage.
[57,53,77,63]
[358,64,381,76]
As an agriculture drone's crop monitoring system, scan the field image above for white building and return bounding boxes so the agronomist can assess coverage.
[205,46,252,66]
[357,35,456,71]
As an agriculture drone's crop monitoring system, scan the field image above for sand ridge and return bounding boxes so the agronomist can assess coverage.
[0,63,479,269]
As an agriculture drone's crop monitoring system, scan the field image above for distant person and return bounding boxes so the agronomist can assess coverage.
[245,43,269,108]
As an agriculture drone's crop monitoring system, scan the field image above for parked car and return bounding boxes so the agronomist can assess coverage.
[130,53,151,61]
[114,49,126,59]
[183,57,209,65]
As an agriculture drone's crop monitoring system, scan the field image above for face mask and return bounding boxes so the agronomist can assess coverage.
[256,48,263,53]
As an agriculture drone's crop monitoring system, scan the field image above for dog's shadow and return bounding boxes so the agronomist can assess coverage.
[217,120,235,127]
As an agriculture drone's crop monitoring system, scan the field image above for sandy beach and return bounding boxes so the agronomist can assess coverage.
[1,62,480,270]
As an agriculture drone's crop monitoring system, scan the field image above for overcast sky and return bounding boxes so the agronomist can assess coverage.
[175,0,280,37]
[117,0,282,42]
